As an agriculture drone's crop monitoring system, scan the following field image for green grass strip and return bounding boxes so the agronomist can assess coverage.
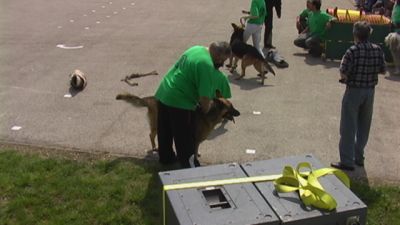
[0,149,399,225]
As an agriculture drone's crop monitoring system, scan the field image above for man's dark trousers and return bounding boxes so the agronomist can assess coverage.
[157,101,198,168]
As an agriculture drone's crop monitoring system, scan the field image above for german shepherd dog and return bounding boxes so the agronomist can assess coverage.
[116,92,240,161]
[227,23,275,85]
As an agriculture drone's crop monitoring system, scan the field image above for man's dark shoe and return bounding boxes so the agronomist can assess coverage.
[330,162,355,171]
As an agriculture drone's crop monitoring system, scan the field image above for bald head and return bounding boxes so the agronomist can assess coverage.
[209,41,231,69]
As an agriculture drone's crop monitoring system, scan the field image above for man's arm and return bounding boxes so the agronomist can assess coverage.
[199,96,212,114]
[339,49,353,83]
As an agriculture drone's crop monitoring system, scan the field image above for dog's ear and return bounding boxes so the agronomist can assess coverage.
[231,23,239,30]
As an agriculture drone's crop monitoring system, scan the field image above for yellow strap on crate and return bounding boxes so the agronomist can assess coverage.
[162,163,350,225]
[274,162,350,211]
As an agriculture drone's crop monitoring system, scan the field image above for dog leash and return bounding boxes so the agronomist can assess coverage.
[162,162,349,225]
[120,70,158,86]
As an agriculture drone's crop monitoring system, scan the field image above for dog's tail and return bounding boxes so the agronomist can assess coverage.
[116,92,154,107]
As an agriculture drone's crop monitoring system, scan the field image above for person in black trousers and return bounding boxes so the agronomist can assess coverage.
[264,0,281,49]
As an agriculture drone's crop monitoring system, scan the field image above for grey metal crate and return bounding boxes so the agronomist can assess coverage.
[241,154,367,225]
[159,163,280,225]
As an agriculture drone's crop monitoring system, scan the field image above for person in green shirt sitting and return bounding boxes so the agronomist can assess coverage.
[296,0,313,34]
[155,41,232,168]
[241,0,267,58]
[294,0,334,57]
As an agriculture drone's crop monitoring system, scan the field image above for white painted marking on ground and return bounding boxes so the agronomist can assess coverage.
[57,26,62,29]
[56,44,84,49]
[246,149,256,154]
[96,21,101,24]
[122,7,126,10]
[253,111,261,115]
[11,126,22,131]
[131,2,135,5]
[69,19,74,23]
[92,9,96,13]
[64,93,72,98]
[109,1,113,4]
[106,15,111,18]
[102,5,106,8]
[83,14,88,17]
[113,11,118,14]
[84,27,90,30]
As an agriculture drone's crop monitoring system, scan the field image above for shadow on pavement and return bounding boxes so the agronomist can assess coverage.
[207,119,229,140]
[384,73,400,82]
[68,86,84,97]
[227,71,274,90]
[293,52,341,69]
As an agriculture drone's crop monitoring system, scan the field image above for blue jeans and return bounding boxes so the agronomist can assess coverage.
[339,87,375,166]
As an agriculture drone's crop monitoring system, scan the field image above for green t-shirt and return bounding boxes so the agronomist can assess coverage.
[392,4,400,31]
[299,9,311,18]
[212,70,231,99]
[248,0,266,25]
[155,46,228,110]
[308,11,333,40]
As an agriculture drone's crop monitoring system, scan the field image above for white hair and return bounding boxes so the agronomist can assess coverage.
[385,32,400,73]
[385,32,400,52]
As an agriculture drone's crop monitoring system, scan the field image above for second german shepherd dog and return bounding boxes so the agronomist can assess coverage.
[116,92,240,161]
[227,23,275,85]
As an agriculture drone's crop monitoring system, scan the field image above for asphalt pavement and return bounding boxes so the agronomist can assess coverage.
[0,0,399,184]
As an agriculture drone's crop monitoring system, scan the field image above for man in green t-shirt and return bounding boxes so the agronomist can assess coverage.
[155,41,232,168]
[296,0,313,34]
[241,0,267,58]
[293,0,334,57]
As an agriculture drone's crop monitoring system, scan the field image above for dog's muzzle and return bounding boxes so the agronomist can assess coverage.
[223,108,240,123]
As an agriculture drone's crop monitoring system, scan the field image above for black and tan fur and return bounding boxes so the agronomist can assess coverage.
[227,23,275,85]
[116,93,240,160]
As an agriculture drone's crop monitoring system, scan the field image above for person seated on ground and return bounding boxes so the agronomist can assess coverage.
[294,0,334,57]
[296,0,313,34]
